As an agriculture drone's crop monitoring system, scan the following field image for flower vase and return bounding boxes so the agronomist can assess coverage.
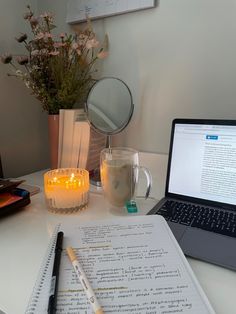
[48,114,59,169]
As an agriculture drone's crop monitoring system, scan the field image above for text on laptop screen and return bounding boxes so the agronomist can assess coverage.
[168,123,236,205]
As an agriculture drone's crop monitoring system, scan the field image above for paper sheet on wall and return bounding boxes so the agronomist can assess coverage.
[25,215,215,313]
[66,0,157,23]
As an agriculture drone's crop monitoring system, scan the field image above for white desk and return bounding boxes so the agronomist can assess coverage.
[0,152,235,314]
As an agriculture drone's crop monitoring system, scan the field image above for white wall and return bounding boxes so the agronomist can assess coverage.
[40,0,236,154]
[0,0,49,177]
[101,0,236,153]
[2,0,236,176]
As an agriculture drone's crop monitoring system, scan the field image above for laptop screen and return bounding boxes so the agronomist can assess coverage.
[168,121,236,206]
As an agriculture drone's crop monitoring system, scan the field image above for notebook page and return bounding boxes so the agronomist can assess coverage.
[56,216,215,314]
[25,224,61,314]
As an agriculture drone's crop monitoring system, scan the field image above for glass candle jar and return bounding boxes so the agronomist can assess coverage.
[44,168,89,213]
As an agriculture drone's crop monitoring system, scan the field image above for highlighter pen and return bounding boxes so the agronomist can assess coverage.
[66,247,104,314]
[48,231,64,314]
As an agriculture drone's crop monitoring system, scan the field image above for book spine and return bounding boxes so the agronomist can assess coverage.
[78,121,90,169]
[57,109,65,168]
[60,110,76,168]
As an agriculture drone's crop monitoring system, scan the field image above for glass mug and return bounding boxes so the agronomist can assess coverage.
[100,147,152,210]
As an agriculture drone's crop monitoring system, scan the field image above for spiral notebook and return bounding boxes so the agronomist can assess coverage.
[25,216,215,314]
[25,224,61,314]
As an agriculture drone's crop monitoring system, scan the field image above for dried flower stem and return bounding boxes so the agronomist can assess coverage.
[1,6,108,114]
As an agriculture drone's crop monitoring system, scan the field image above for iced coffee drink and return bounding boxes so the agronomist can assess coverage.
[101,159,136,207]
[100,147,152,210]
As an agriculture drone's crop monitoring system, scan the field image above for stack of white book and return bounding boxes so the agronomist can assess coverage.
[57,109,90,169]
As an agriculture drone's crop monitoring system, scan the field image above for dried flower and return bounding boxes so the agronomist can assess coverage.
[2,6,108,114]
[25,80,30,88]
[44,32,53,39]
[49,51,59,56]
[1,53,12,64]
[16,69,23,76]
[53,42,66,48]
[23,5,34,20]
[97,51,109,59]
[78,34,89,46]
[40,49,48,55]
[30,16,38,27]
[16,56,29,65]
[40,12,52,19]
[23,12,32,20]
[15,33,27,43]
[35,32,44,40]
[59,33,65,39]
[40,12,53,23]
[71,42,79,50]
[76,49,81,56]
[86,38,99,49]
[31,50,40,56]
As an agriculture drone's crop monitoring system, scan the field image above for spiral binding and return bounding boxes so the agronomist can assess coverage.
[25,224,61,314]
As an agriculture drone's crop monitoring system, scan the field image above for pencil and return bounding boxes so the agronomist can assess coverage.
[66,247,104,314]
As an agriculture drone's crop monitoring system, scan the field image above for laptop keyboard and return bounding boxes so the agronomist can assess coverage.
[156,200,236,238]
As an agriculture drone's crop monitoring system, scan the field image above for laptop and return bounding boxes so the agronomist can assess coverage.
[148,119,236,270]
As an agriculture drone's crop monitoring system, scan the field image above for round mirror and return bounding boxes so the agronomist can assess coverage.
[86,77,134,136]
[85,77,134,187]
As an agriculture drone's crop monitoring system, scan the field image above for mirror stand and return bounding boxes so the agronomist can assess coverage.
[89,135,112,187]
[85,77,134,186]
[107,135,112,149]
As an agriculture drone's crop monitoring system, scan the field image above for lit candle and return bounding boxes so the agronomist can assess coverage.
[44,168,89,213]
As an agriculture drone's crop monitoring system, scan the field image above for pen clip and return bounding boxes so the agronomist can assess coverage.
[49,276,56,296]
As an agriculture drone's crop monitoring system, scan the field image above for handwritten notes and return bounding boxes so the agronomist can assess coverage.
[56,216,214,313]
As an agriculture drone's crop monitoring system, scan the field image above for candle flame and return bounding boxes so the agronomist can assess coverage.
[45,170,89,192]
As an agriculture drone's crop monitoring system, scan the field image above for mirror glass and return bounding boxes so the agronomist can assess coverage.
[86,77,133,135]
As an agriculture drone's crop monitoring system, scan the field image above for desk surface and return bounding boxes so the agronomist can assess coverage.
[0,152,235,314]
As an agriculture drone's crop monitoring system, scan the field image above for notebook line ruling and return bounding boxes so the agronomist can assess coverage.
[148,118,236,270]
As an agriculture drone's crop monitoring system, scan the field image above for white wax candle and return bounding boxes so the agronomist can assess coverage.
[44,169,89,210]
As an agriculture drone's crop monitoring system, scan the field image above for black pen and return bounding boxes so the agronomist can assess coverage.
[48,231,64,314]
